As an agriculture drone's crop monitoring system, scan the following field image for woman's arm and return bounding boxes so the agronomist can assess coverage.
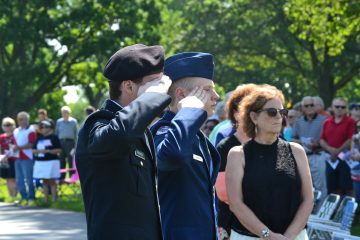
[226,146,287,240]
[284,142,314,239]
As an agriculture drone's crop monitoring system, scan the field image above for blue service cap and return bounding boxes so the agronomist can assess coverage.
[349,102,359,110]
[164,52,214,81]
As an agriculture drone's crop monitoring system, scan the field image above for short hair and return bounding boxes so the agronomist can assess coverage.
[240,87,285,139]
[332,97,347,106]
[108,76,146,100]
[226,84,258,125]
[292,102,302,111]
[17,111,30,120]
[85,105,96,115]
[61,106,71,113]
[37,109,47,115]
[313,96,324,107]
[2,117,16,127]
[167,77,196,107]
[301,96,314,106]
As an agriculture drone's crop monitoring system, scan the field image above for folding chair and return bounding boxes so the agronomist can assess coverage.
[308,201,358,240]
[58,156,81,200]
[308,193,341,238]
[309,193,341,221]
[310,196,355,225]
[332,231,360,240]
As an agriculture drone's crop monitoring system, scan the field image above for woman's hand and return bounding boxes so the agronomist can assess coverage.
[269,231,290,240]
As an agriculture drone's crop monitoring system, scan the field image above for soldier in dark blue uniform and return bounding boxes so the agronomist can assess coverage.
[151,52,221,240]
[76,44,171,240]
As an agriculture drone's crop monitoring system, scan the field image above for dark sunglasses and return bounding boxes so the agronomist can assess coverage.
[257,108,288,117]
[303,104,314,108]
[334,105,346,109]
[39,126,50,129]
[2,124,12,127]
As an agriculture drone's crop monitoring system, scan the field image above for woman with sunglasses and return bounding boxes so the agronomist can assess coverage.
[0,117,18,201]
[32,119,62,203]
[226,87,313,240]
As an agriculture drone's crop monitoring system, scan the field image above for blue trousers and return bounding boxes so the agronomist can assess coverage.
[15,160,35,200]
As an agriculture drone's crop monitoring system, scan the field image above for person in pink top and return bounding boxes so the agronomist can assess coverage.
[13,111,37,206]
[0,117,18,201]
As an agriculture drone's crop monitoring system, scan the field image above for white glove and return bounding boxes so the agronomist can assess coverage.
[178,86,210,111]
[137,74,172,96]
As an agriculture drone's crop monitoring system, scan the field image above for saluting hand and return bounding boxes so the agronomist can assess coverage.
[178,86,210,111]
[137,74,172,96]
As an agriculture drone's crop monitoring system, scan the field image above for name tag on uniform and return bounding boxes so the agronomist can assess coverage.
[135,149,145,160]
[193,154,203,162]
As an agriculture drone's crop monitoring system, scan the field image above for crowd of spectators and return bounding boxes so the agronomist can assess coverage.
[0,105,95,206]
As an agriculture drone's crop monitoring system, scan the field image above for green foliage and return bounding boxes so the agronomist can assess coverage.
[159,0,360,106]
[69,61,108,108]
[31,89,67,123]
[68,96,91,125]
[215,84,225,101]
[284,0,360,56]
[0,0,359,115]
[0,0,162,119]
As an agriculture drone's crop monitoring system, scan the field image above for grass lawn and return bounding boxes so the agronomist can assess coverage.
[0,178,360,236]
[0,178,84,212]
[353,221,360,236]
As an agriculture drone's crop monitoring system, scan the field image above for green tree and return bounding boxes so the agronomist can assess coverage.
[0,0,162,119]
[160,0,360,106]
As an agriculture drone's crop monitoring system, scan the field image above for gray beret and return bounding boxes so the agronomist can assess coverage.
[103,44,165,82]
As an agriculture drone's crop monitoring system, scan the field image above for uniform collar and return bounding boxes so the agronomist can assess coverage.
[100,99,122,113]
[162,110,176,121]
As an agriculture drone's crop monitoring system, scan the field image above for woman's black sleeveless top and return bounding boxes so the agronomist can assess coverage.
[231,138,302,236]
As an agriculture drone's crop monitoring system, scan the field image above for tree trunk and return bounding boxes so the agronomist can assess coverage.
[317,75,335,108]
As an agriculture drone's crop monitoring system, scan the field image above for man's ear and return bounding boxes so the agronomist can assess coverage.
[121,80,134,94]
[175,87,186,100]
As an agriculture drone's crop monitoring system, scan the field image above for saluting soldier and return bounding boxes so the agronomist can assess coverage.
[76,44,171,240]
[151,52,221,240]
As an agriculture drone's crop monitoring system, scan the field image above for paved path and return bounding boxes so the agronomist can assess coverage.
[0,202,87,240]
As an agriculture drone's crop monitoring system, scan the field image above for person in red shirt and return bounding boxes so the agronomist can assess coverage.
[13,112,37,206]
[320,97,356,196]
[0,117,18,200]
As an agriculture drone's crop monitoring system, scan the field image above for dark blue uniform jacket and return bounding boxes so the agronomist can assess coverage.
[76,93,171,240]
[151,108,221,240]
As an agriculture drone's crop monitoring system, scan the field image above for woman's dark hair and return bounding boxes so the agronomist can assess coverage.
[239,87,285,138]
[226,84,258,125]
